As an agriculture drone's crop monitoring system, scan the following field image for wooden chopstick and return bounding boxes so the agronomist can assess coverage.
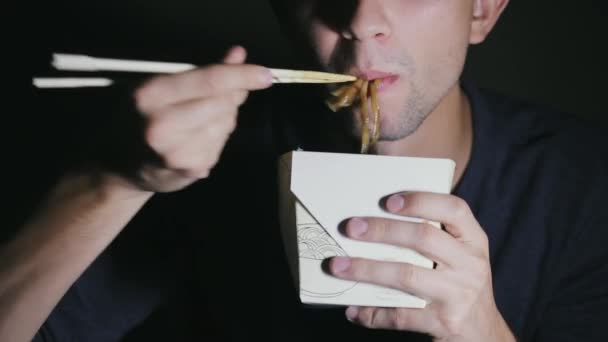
[52,53,195,74]
[270,68,355,83]
[49,53,356,84]
[33,77,114,88]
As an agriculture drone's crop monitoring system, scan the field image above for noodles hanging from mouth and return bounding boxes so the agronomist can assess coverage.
[326,79,381,154]
[327,79,364,111]
[370,79,381,145]
[359,80,370,153]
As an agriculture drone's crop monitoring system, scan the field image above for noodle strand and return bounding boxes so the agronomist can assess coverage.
[325,78,381,154]
[370,80,381,146]
[360,80,370,154]
[326,79,364,112]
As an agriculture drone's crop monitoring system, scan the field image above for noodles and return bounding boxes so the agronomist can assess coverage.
[359,81,370,154]
[370,80,381,146]
[326,79,381,154]
[326,79,363,112]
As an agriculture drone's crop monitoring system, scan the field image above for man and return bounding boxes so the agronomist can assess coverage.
[1,0,607,341]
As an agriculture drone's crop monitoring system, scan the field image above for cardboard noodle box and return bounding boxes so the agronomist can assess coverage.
[278,151,455,308]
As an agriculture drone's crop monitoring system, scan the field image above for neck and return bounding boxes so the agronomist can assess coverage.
[373,84,473,189]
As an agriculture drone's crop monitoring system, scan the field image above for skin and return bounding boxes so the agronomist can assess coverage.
[295,0,515,340]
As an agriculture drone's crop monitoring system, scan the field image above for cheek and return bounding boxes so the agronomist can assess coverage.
[310,23,340,66]
[396,3,472,85]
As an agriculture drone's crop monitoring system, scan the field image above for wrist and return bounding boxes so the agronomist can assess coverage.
[94,171,154,203]
[47,168,154,207]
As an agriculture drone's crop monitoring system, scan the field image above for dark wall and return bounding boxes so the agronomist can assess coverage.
[464,0,606,123]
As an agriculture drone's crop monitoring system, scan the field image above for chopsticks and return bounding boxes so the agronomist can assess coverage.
[52,53,196,73]
[33,77,114,88]
[32,53,357,88]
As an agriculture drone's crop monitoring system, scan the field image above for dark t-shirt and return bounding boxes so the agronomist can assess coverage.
[34,82,608,341]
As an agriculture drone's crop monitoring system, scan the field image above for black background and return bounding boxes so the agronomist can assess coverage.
[5,0,607,229]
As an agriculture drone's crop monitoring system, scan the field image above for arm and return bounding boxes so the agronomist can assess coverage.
[1,46,273,341]
[0,172,152,342]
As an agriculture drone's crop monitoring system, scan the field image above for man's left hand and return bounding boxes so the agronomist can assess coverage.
[328,192,515,342]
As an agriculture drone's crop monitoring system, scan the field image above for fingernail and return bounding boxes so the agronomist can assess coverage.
[260,68,274,85]
[331,256,351,274]
[348,218,368,238]
[346,306,359,322]
[386,195,405,213]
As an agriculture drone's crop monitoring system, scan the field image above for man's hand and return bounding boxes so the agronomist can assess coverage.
[328,192,516,342]
[131,46,273,192]
[0,46,272,342]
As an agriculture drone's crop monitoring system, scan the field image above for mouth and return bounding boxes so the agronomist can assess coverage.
[354,70,400,92]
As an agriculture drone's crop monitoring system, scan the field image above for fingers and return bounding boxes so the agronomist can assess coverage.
[166,130,230,179]
[144,97,237,173]
[384,192,487,248]
[329,257,448,301]
[135,63,272,112]
[144,95,239,152]
[342,217,470,267]
[331,192,497,339]
[135,164,198,193]
[346,306,441,336]
[123,46,263,192]
[222,45,247,64]
[144,124,230,181]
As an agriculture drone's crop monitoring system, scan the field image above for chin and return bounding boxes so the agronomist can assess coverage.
[350,104,395,129]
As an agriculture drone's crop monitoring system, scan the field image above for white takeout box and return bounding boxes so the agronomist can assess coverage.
[278,151,455,308]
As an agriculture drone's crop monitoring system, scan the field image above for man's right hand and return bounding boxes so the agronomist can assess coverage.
[131,46,273,192]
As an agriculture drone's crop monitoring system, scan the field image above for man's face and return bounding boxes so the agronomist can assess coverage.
[295,0,476,141]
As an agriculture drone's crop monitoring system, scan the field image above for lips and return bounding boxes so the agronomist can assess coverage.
[358,70,395,80]
[354,70,400,92]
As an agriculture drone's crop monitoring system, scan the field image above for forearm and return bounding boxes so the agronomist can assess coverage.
[0,172,152,342]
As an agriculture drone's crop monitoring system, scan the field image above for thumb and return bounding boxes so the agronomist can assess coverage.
[222,45,247,64]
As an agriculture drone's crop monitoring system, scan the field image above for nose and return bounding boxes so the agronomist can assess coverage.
[342,0,391,42]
